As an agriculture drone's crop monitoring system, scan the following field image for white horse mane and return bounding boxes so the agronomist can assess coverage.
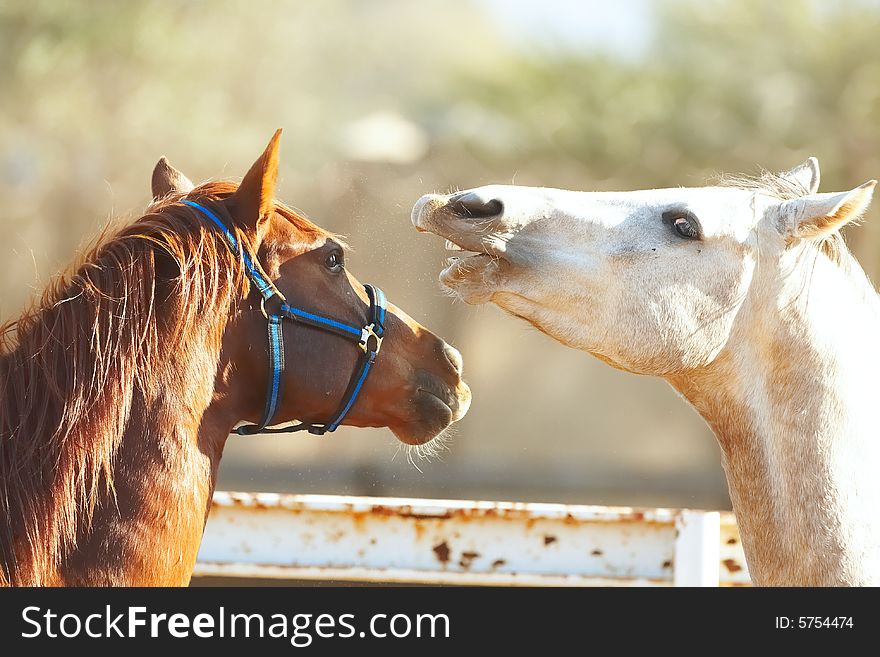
[718,168,852,268]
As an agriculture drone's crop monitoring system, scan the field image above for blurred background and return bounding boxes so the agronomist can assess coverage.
[2,0,879,510]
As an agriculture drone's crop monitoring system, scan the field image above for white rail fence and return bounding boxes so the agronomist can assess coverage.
[194,492,749,586]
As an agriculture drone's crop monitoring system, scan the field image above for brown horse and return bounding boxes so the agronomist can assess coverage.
[0,130,471,586]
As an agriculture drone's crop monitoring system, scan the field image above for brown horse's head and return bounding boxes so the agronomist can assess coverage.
[152,130,470,445]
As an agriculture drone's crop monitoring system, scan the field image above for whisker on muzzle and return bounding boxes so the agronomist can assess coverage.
[401,426,456,472]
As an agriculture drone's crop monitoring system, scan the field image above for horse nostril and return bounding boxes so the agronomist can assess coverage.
[448,191,503,219]
[442,343,464,375]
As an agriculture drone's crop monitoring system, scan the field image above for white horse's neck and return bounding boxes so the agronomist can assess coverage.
[669,248,880,585]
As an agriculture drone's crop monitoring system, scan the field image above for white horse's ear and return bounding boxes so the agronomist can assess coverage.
[781,180,876,241]
[782,157,821,195]
[151,156,194,199]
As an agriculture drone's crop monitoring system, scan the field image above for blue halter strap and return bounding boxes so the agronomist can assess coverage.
[181,200,387,436]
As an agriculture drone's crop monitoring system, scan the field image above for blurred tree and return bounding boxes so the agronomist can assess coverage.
[448,0,880,274]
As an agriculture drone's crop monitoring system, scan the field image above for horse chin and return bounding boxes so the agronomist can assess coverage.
[392,413,452,447]
[389,421,449,446]
[389,385,469,446]
[439,254,496,305]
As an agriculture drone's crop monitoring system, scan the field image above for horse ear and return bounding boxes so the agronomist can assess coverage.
[781,157,821,195]
[781,180,876,241]
[151,156,194,198]
[229,129,282,234]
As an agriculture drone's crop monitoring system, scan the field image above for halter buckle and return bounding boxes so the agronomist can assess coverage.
[259,290,287,320]
[359,323,383,355]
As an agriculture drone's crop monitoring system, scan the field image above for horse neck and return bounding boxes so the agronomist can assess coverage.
[66,321,234,586]
[668,248,880,585]
[1,302,233,586]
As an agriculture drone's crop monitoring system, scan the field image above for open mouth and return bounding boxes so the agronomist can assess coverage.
[412,194,505,296]
[442,238,493,272]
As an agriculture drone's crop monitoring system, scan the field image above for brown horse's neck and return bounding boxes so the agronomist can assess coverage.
[54,323,233,586]
[668,256,880,585]
[0,202,249,585]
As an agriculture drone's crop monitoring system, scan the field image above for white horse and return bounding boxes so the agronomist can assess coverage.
[412,159,878,586]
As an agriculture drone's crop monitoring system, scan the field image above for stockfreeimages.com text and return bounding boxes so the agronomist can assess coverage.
[21,605,450,646]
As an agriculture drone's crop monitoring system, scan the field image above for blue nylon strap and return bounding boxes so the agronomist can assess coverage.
[372,285,387,333]
[181,200,278,301]
[327,355,374,432]
[184,196,389,437]
[322,285,386,432]
[234,313,284,436]
[263,314,284,427]
[279,304,363,340]
[241,285,388,435]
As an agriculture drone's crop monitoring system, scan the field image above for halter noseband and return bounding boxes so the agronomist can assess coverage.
[181,200,386,436]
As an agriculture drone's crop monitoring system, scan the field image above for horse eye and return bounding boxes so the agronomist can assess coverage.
[325,251,344,272]
[672,216,700,240]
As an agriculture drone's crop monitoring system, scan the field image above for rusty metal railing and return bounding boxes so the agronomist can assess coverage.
[193,492,749,586]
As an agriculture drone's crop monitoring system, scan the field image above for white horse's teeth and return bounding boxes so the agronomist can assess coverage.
[445,239,464,251]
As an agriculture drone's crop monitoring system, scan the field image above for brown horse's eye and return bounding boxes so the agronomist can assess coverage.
[325,251,344,273]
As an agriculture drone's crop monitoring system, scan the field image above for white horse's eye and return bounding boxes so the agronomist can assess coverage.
[663,210,702,240]
[673,216,699,239]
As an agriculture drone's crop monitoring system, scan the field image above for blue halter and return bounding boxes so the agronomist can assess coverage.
[181,200,387,435]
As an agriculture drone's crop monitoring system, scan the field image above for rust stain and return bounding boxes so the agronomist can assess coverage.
[617,510,645,523]
[590,549,603,557]
[350,511,368,529]
[722,558,743,573]
[491,559,506,569]
[368,504,453,521]
[726,537,738,545]
[412,513,455,521]
[661,559,672,569]
[433,541,451,564]
[459,551,480,569]
[380,504,526,521]
[227,494,275,511]
[215,496,671,527]
[543,535,557,546]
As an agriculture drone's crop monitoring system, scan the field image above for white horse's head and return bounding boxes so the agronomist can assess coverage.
[413,159,875,375]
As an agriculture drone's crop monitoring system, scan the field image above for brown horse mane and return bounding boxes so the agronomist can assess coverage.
[0,181,329,585]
